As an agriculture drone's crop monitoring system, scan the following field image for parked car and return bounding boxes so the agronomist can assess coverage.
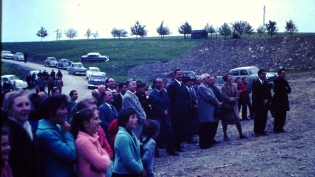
[67,62,87,75]
[87,72,107,89]
[216,66,278,86]
[81,52,109,62]
[1,51,14,59]
[13,52,24,61]
[56,59,70,69]
[44,57,58,67]
[86,67,100,79]
[1,75,28,90]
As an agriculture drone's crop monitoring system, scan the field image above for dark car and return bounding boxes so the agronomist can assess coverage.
[87,72,107,89]
[56,59,70,69]
[81,52,109,62]
[44,57,57,67]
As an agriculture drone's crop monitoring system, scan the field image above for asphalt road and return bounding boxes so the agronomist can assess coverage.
[2,59,92,101]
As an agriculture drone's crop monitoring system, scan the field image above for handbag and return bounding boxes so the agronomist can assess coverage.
[222,102,234,111]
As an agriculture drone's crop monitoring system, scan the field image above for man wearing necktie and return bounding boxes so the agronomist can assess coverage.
[168,69,192,152]
[252,69,272,137]
[98,90,118,142]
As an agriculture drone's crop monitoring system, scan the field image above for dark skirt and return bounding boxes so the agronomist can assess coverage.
[221,118,240,125]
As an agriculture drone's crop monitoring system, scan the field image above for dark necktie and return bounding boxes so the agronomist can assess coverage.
[159,91,163,97]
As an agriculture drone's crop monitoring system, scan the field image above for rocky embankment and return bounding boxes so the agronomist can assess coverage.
[128,35,315,81]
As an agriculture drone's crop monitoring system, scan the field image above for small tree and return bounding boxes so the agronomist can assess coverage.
[111,28,128,39]
[230,21,248,38]
[219,23,231,39]
[130,20,147,39]
[256,25,266,37]
[84,28,92,39]
[285,19,298,37]
[36,27,48,41]
[244,24,254,37]
[178,21,192,39]
[64,28,78,40]
[92,31,99,39]
[156,21,170,39]
[204,23,216,38]
[265,20,278,37]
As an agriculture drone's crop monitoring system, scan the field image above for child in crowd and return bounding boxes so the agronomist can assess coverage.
[1,128,13,177]
[140,120,160,177]
[112,108,146,177]
[71,108,111,177]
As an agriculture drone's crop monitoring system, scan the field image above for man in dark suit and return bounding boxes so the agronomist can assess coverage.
[66,90,78,122]
[183,77,198,144]
[98,90,118,141]
[252,69,272,137]
[271,69,291,133]
[167,69,192,152]
[149,78,178,156]
[113,83,127,112]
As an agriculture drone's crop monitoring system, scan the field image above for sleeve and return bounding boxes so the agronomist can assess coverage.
[123,96,145,121]
[141,140,156,166]
[37,130,76,162]
[98,128,113,159]
[76,137,111,172]
[115,134,143,174]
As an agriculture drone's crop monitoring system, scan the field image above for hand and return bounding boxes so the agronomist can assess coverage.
[139,169,146,177]
[61,121,71,132]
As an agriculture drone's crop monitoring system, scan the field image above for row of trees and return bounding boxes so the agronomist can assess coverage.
[36,19,298,41]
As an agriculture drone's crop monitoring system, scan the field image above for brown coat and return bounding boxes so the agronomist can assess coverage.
[221,82,240,120]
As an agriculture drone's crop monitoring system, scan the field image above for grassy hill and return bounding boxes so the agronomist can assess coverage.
[2,37,206,81]
[2,33,313,81]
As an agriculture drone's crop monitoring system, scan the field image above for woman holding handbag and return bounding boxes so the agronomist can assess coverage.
[221,73,248,141]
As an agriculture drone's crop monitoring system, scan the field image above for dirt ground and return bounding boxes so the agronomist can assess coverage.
[153,71,315,177]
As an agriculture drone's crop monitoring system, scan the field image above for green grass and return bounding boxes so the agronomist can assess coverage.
[1,62,27,79]
[2,33,313,82]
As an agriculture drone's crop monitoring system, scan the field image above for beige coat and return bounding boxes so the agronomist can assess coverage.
[220,82,240,121]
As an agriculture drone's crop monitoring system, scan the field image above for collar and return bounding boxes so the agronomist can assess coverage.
[175,79,182,85]
[258,78,264,84]
[8,116,25,126]
[105,103,111,107]
[77,131,99,142]
[127,90,135,95]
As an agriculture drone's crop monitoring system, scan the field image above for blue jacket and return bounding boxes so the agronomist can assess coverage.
[113,127,143,175]
[36,119,76,177]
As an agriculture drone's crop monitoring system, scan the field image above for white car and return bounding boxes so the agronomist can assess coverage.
[1,75,28,89]
[1,51,14,59]
[44,57,58,67]
[86,67,100,79]
[13,52,25,61]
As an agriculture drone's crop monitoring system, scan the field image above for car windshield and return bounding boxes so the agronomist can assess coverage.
[61,60,69,63]
[16,52,23,55]
[91,69,100,72]
[91,73,106,77]
[8,76,19,80]
[2,51,11,54]
[50,58,57,61]
[74,64,83,68]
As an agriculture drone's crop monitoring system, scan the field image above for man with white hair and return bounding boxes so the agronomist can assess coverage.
[197,73,222,149]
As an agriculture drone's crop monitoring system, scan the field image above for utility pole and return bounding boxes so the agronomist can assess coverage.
[54,29,59,41]
[263,6,266,25]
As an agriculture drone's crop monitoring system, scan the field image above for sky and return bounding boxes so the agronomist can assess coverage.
[1,0,315,42]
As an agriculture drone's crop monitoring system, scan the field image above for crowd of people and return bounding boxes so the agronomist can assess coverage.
[1,68,291,177]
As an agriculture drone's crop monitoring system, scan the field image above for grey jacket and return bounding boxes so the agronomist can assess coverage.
[197,83,219,123]
[122,90,146,122]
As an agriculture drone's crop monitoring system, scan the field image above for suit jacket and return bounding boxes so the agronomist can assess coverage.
[271,77,291,111]
[98,103,118,132]
[66,99,76,122]
[113,93,123,112]
[122,90,146,122]
[3,119,43,177]
[167,80,191,118]
[149,89,170,119]
[197,83,219,123]
[252,79,272,111]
